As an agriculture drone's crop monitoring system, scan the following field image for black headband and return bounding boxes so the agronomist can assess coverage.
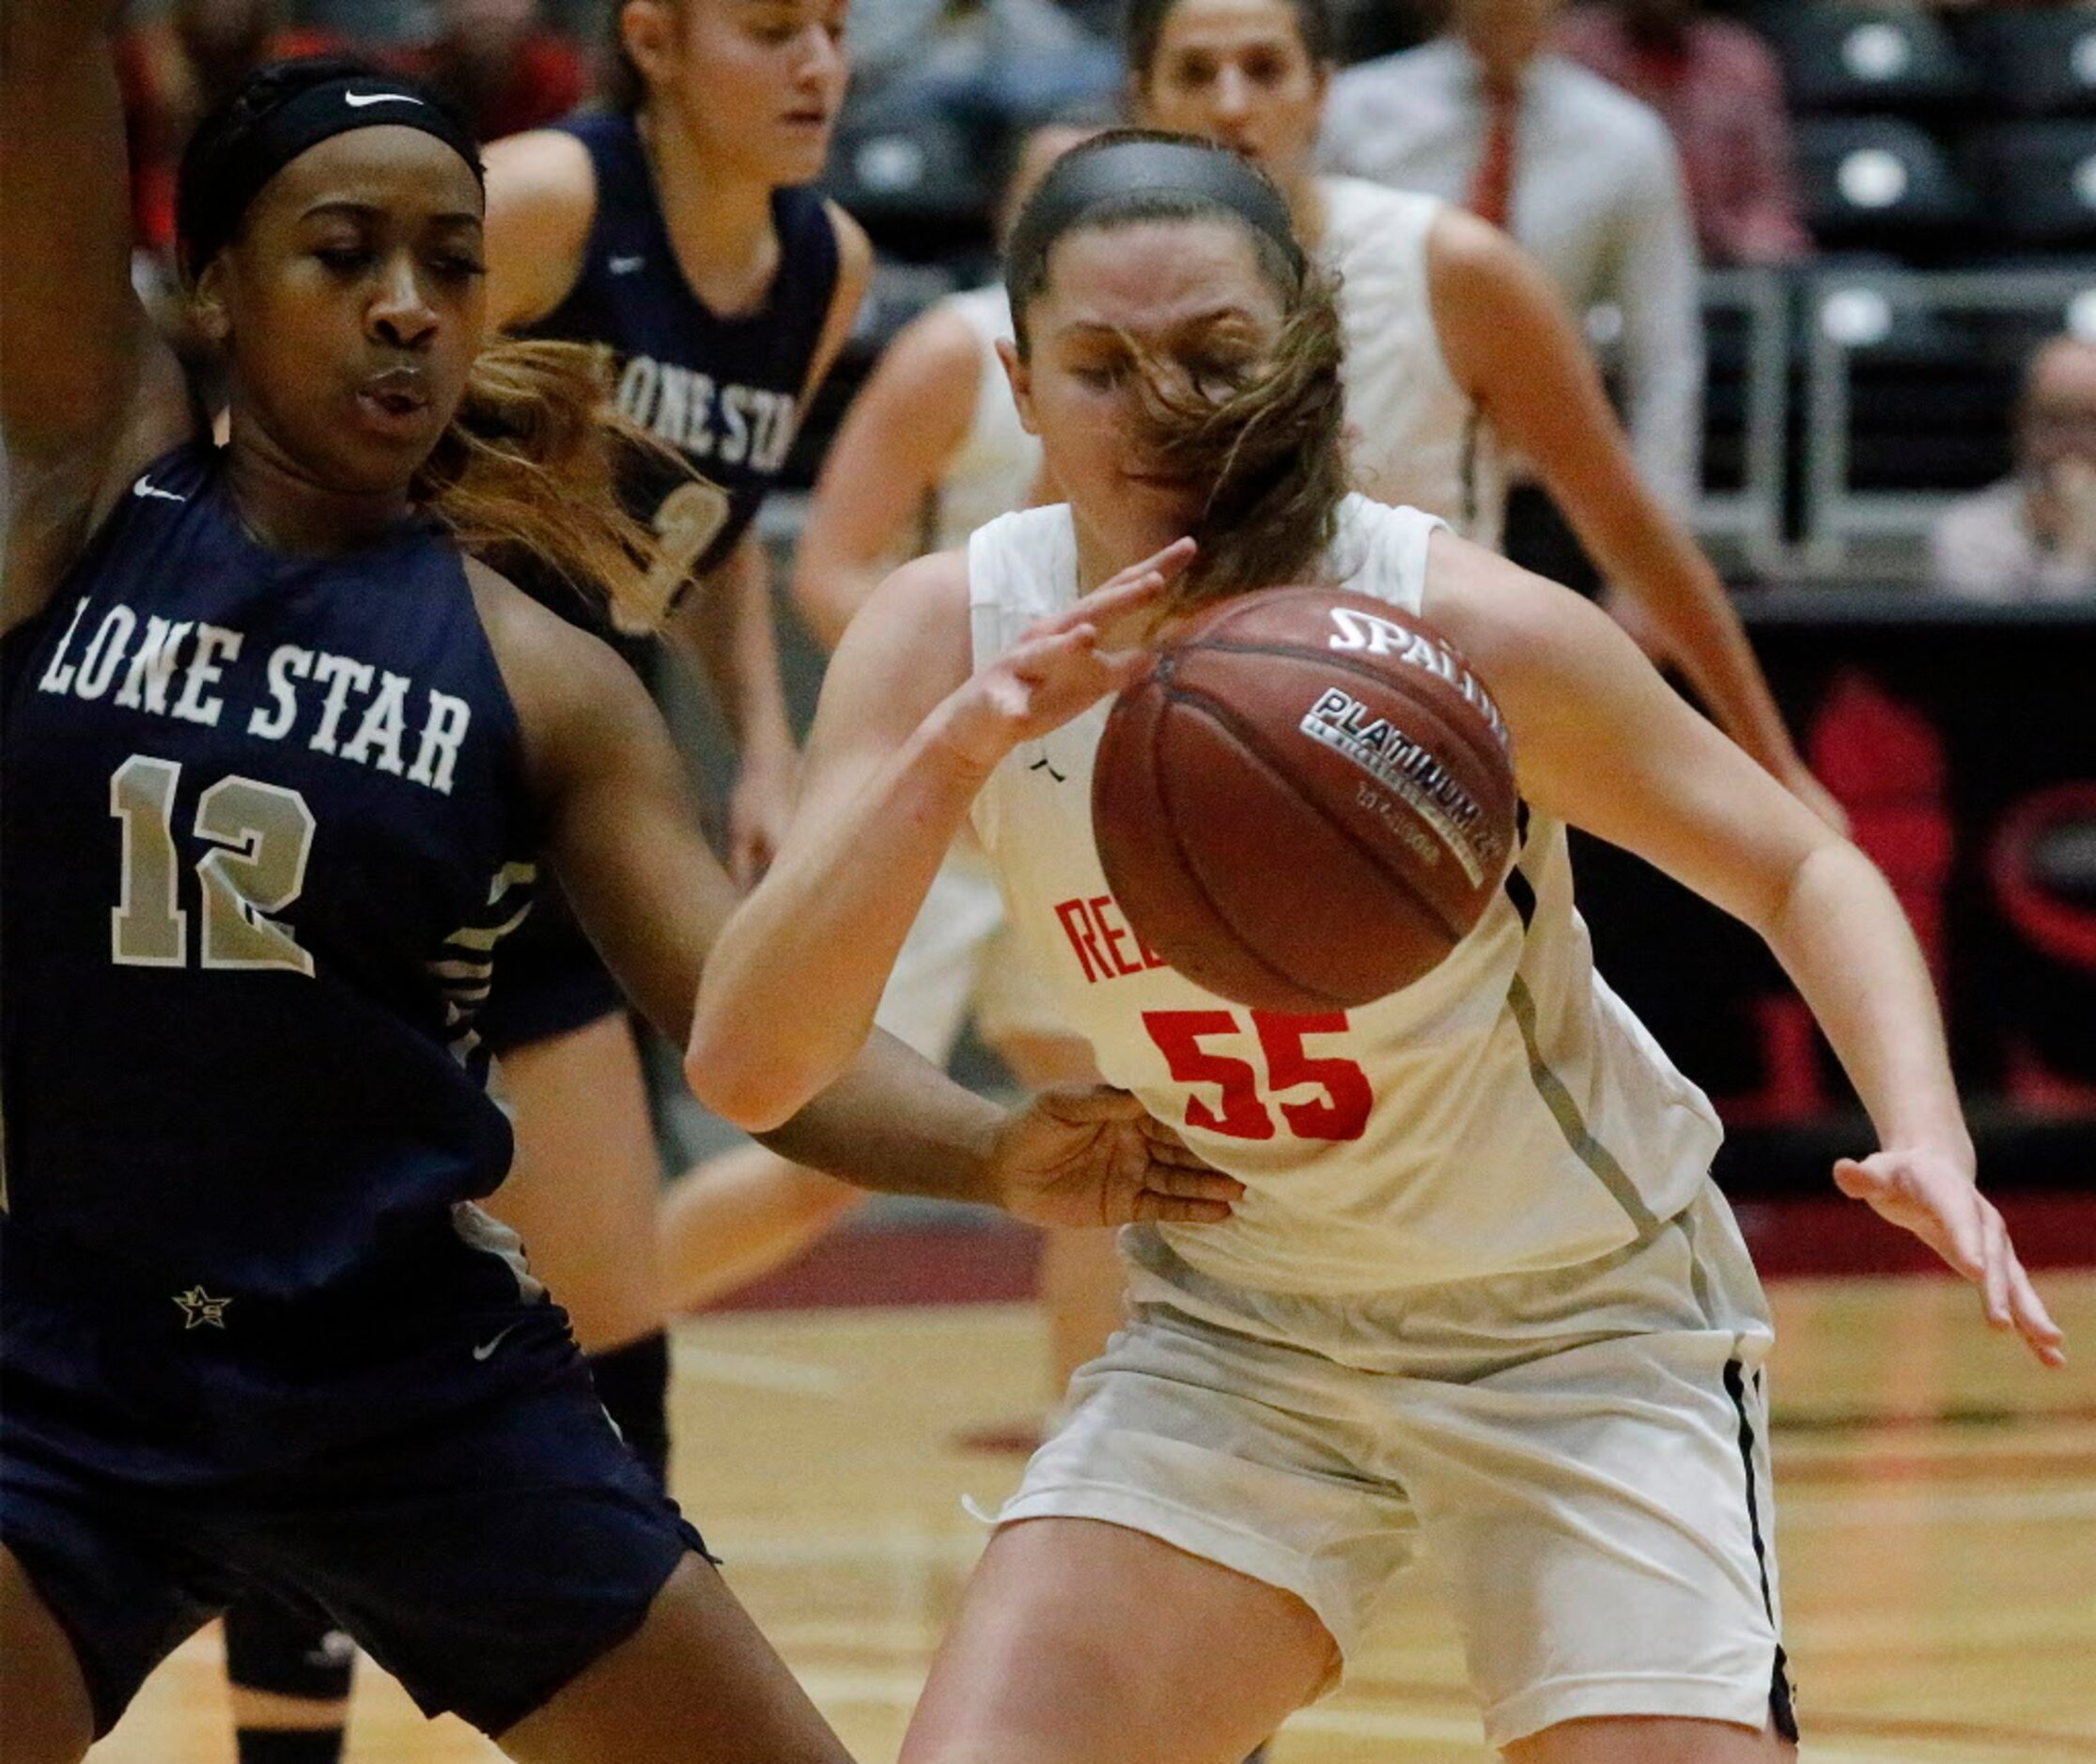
[1005,138,1306,305]
[180,74,485,274]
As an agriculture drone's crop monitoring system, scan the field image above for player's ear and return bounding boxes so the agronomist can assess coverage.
[191,257,233,347]
[996,337,1038,435]
[620,0,678,89]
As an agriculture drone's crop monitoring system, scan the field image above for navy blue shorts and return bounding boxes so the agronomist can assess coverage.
[1,1358,707,1739]
[476,874,623,1056]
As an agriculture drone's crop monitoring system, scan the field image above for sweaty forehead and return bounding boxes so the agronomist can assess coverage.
[1040,218,1281,333]
[256,126,484,225]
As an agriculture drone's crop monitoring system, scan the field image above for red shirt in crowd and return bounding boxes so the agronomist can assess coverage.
[116,24,342,258]
[1554,6,1810,267]
[391,28,588,144]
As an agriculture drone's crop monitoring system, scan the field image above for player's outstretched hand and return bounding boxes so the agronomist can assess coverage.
[1834,1148,2066,1367]
[933,538,1198,776]
[987,1084,1243,1230]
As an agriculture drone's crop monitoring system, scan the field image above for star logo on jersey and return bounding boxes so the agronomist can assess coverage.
[607,254,646,276]
[173,1286,232,1329]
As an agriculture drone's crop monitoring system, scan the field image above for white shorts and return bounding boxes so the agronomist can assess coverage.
[873,854,1066,1061]
[997,1184,1794,1750]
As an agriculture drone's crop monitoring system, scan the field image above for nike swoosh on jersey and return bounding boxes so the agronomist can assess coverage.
[345,91,424,108]
[132,476,187,503]
[472,1321,522,1360]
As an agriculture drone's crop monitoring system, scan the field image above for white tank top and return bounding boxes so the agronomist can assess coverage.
[1319,178,1506,550]
[966,495,1720,1294]
[929,285,1042,553]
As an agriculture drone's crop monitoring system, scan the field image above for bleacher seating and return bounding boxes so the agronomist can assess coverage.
[1963,10,2096,121]
[1965,121,2096,251]
[1795,115,1973,253]
[1762,3,1973,118]
[818,100,997,260]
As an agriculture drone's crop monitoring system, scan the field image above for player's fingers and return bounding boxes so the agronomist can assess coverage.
[1091,536,1197,603]
[1831,1155,1878,1201]
[1137,1158,1242,1203]
[1139,1133,1221,1172]
[1133,1190,1234,1226]
[2006,1254,2067,1365]
[1979,1204,2012,1329]
[1077,569,1169,629]
[1937,1184,1990,1283]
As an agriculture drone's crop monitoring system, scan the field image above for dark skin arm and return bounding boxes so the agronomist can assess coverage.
[1,0,193,634]
[472,563,1236,1227]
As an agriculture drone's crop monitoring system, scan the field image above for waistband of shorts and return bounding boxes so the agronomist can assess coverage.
[1120,1186,1763,1370]
[0,1213,534,1350]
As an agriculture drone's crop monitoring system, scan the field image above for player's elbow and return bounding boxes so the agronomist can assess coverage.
[683,1014,825,1135]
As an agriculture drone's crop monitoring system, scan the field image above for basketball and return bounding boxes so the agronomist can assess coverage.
[1092,587,1518,1013]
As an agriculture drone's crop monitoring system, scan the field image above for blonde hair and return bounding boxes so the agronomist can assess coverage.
[412,338,688,630]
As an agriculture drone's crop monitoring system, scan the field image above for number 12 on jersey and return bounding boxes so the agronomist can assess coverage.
[110,754,317,975]
[1142,1010,1372,1141]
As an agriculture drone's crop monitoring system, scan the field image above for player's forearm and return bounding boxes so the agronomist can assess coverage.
[674,544,797,767]
[685,722,985,1130]
[1760,842,1971,1159]
[753,1028,1004,1205]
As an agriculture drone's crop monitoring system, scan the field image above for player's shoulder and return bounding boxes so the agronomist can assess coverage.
[1327,39,1451,113]
[482,124,597,207]
[880,294,997,388]
[1320,175,1439,251]
[1417,526,1621,690]
[865,546,972,625]
[481,126,598,328]
[464,558,651,743]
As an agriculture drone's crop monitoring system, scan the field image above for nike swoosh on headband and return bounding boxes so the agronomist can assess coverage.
[344,91,425,108]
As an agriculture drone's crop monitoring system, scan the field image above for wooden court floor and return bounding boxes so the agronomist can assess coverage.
[90,1269,2096,1763]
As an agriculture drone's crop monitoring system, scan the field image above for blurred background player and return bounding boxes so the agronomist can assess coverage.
[658,119,1127,1384]
[1320,0,1702,598]
[470,0,866,1506]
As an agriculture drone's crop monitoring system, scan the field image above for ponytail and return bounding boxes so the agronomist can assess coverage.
[1125,262,1350,611]
[412,338,685,631]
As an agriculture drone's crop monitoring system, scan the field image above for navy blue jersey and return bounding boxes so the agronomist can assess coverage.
[1,442,540,1311]
[527,110,840,595]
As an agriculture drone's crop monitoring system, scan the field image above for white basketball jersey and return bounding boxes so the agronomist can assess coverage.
[967,495,1721,1293]
[930,285,1043,553]
[1320,178,1506,550]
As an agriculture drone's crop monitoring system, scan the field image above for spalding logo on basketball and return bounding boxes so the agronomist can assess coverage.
[1093,586,1518,1012]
